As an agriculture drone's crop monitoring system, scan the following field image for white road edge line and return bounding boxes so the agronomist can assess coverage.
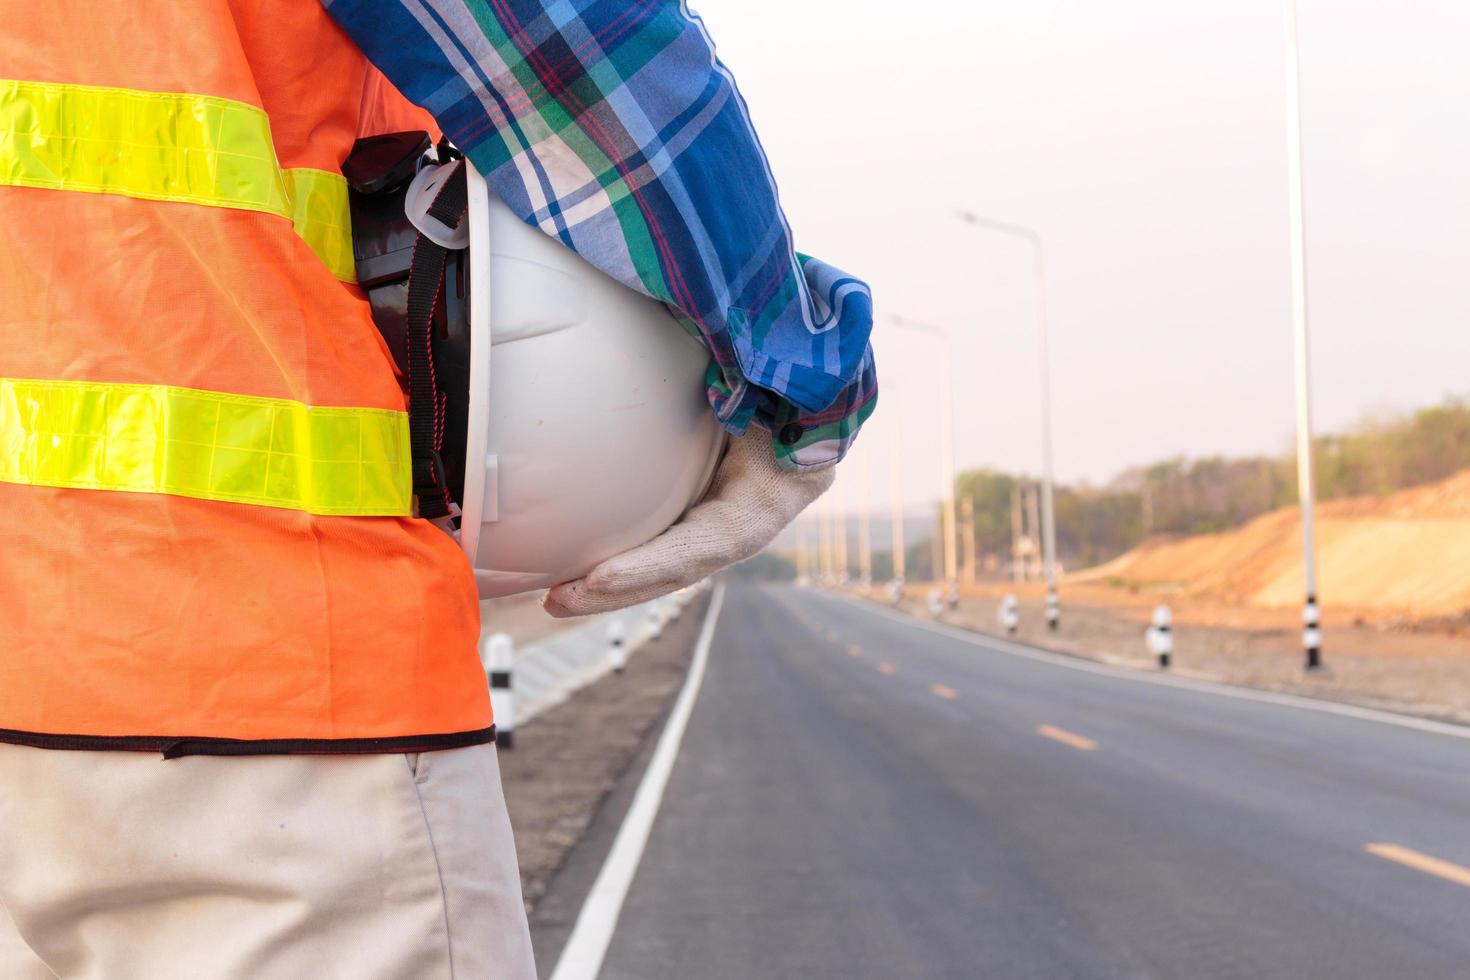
[550,583,727,980]
[814,590,1470,742]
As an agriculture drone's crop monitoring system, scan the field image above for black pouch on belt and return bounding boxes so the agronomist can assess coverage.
[342,132,473,517]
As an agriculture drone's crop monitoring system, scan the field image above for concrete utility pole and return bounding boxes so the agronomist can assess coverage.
[960,496,977,588]
[889,427,907,586]
[796,518,810,583]
[888,315,958,591]
[857,452,873,587]
[1010,483,1025,583]
[956,212,1059,629]
[819,507,833,584]
[930,525,944,588]
[1027,483,1043,583]
[833,480,849,585]
[1284,0,1322,670]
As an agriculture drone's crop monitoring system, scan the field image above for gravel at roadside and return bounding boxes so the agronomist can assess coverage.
[883,585,1470,726]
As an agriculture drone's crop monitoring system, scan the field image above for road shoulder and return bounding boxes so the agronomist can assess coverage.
[498,591,710,932]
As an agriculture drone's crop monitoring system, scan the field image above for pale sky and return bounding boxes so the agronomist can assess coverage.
[692,0,1470,510]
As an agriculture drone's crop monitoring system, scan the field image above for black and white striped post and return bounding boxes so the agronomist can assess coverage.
[1044,588,1060,632]
[1147,604,1173,670]
[998,594,1020,636]
[484,632,516,748]
[647,601,666,640]
[1302,596,1322,671]
[606,618,627,673]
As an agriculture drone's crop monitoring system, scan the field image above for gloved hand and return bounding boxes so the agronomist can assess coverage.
[542,432,834,617]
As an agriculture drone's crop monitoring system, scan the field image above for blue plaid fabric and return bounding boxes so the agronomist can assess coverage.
[321,0,876,468]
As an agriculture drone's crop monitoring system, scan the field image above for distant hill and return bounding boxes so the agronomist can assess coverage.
[770,394,1470,586]
[963,394,1470,570]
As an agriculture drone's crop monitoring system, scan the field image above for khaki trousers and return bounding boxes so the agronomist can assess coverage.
[0,742,535,979]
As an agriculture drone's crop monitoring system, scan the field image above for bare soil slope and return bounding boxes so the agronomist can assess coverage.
[1077,468,1470,621]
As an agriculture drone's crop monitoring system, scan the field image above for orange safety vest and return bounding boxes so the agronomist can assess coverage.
[0,2,492,754]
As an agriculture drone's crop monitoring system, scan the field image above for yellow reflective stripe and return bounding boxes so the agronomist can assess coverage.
[0,79,289,216]
[283,167,357,283]
[0,378,410,517]
[0,80,357,282]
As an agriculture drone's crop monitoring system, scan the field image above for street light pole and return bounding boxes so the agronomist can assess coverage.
[819,506,832,585]
[889,413,907,589]
[960,495,976,587]
[796,517,809,584]
[888,315,958,592]
[956,212,1060,629]
[857,450,873,588]
[1284,0,1322,670]
[1010,484,1025,583]
[834,477,849,586]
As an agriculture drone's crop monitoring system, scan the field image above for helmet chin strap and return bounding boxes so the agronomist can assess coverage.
[343,133,471,522]
[456,160,496,559]
[400,158,468,520]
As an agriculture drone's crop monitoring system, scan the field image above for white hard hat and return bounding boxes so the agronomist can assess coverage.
[454,165,727,598]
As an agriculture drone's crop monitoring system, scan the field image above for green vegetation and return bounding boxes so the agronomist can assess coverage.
[1315,398,1470,498]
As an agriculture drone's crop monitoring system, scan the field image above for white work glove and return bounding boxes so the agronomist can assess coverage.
[543,432,834,617]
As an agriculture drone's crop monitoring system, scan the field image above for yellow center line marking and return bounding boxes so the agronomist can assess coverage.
[1037,724,1098,751]
[877,662,896,676]
[1366,843,1470,889]
[931,684,959,700]
[846,644,862,658]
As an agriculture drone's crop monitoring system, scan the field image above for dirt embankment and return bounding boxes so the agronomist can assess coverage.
[1073,468,1470,626]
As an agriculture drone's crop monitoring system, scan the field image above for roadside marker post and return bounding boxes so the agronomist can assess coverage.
[1147,604,1173,670]
[1302,597,1322,671]
[927,587,944,618]
[484,632,516,748]
[998,594,1020,636]
[607,618,627,673]
[1045,589,1060,632]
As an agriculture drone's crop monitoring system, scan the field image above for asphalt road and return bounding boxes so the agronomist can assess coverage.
[547,583,1470,979]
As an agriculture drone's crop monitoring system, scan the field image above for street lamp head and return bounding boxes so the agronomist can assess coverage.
[887,313,949,342]
[952,209,1044,248]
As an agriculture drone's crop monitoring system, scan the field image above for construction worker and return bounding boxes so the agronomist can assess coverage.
[0,2,875,977]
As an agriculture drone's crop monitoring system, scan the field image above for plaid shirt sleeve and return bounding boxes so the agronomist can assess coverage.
[321,0,876,470]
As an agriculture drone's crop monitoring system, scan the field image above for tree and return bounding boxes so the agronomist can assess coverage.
[948,393,1470,574]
